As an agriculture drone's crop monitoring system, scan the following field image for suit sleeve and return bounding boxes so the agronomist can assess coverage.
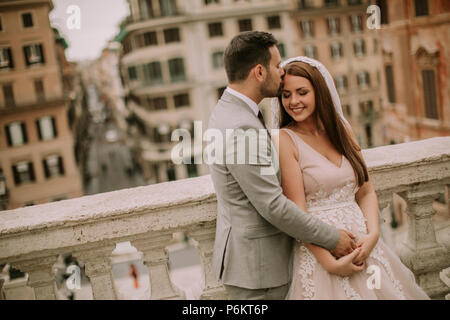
[225,126,340,250]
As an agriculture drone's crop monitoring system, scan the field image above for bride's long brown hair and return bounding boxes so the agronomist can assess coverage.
[278,61,368,187]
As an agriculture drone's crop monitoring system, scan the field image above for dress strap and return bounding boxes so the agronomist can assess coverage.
[280,128,303,163]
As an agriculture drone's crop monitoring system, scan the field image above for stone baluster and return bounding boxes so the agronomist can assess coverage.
[188,223,228,300]
[132,233,185,300]
[73,245,117,300]
[376,190,395,246]
[12,255,58,300]
[398,183,450,299]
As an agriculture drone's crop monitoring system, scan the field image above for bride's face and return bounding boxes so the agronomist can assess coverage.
[281,74,316,123]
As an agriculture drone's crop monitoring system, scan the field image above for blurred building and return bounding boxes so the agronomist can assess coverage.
[292,0,384,148]
[0,0,83,209]
[378,0,450,144]
[94,41,129,133]
[119,0,299,183]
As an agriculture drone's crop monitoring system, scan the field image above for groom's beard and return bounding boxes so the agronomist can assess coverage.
[260,75,282,98]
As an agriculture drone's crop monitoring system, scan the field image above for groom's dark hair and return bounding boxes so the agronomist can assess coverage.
[224,31,278,83]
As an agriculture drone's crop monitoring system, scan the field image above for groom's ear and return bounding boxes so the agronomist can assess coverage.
[253,64,266,82]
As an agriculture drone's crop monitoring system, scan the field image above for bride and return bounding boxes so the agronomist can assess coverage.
[272,56,430,299]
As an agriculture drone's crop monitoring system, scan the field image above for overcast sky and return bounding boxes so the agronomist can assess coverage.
[49,0,130,62]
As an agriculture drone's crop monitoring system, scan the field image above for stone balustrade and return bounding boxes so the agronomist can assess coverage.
[0,137,449,300]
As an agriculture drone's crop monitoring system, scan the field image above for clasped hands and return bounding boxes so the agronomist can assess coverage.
[330,230,379,277]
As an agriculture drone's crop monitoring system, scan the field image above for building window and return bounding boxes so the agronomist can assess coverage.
[159,0,177,16]
[21,13,34,28]
[365,124,373,147]
[353,39,366,57]
[277,43,286,59]
[327,17,340,36]
[415,0,429,17]
[330,42,343,59]
[136,31,157,47]
[304,45,317,59]
[12,161,35,185]
[143,61,163,85]
[300,20,314,38]
[23,44,45,65]
[324,0,339,6]
[34,79,45,103]
[174,93,190,108]
[344,104,352,117]
[267,15,281,30]
[145,96,167,111]
[347,0,362,4]
[128,66,138,80]
[212,51,224,69]
[335,75,348,93]
[36,116,57,140]
[2,83,15,107]
[0,48,13,69]
[122,38,132,54]
[43,155,64,179]
[422,69,438,119]
[205,0,220,5]
[208,22,223,37]
[168,58,186,83]
[377,0,389,25]
[238,19,252,32]
[350,15,363,32]
[357,71,370,89]
[385,65,396,103]
[5,122,27,147]
[138,0,154,19]
[299,0,314,8]
[164,28,180,43]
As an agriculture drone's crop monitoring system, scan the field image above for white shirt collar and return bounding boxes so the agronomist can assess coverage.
[225,87,260,116]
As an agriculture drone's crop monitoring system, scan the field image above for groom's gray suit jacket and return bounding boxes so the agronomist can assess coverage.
[208,91,340,290]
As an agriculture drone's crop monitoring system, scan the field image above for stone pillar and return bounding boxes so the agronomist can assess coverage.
[73,245,117,300]
[132,233,185,300]
[398,184,450,299]
[188,224,228,300]
[12,255,58,300]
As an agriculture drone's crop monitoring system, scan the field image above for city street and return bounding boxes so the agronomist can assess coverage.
[84,84,146,195]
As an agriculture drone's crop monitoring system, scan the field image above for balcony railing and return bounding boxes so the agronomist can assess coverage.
[0,137,449,299]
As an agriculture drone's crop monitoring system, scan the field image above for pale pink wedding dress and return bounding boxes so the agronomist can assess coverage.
[282,128,430,300]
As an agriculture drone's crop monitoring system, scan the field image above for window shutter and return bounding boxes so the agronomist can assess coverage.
[36,119,42,140]
[12,165,20,185]
[7,48,14,69]
[51,117,57,137]
[29,162,35,181]
[23,46,30,66]
[21,123,28,143]
[58,156,65,175]
[38,44,45,64]
[42,159,50,178]
[5,125,12,146]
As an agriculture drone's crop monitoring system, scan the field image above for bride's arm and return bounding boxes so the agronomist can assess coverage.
[277,131,343,273]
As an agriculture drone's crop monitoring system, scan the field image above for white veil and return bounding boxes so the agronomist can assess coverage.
[270,56,348,129]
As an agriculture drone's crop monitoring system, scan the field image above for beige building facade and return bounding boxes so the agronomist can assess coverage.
[121,0,299,183]
[377,0,450,144]
[0,0,83,209]
[292,0,385,148]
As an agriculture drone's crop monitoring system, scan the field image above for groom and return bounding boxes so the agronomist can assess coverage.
[208,31,356,300]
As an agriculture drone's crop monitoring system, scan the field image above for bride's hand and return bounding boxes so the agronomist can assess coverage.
[353,233,379,266]
[327,248,365,277]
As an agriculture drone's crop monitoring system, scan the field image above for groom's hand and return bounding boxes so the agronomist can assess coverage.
[331,229,357,258]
